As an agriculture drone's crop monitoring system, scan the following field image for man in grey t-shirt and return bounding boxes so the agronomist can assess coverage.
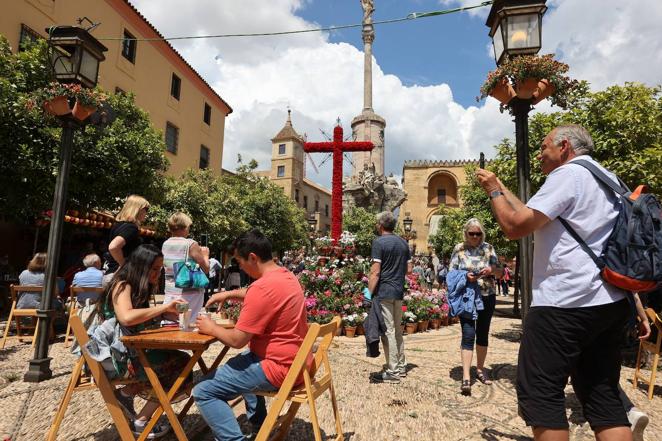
[368,211,412,383]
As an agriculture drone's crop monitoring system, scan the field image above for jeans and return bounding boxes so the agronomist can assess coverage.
[379,298,406,375]
[193,351,277,441]
[460,295,496,350]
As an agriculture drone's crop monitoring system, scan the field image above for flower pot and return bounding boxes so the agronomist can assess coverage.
[72,101,96,121]
[442,315,450,326]
[417,320,429,332]
[532,79,556,105]
[515,77,539,99]
[405,323,418,335]
[489,78,516,105]
[400,324,405,334]
[344,326,356,338]
[356,324,365,336]
[429,318,440,330]
[43,96,71,116]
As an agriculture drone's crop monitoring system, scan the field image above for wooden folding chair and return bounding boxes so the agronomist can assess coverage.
[1,285,52,349]
[47,315,139,441]
[633,308,662,400]
[254,316,343,441]
[64,286,104,348]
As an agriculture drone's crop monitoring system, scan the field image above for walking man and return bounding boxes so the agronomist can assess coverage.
[476,124,632,440]
[368,211,412,383]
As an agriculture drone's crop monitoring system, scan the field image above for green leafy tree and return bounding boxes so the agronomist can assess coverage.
[0,36,168,221]
[343,206,378,256]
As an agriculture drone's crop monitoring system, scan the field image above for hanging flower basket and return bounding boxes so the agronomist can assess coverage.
[532,79,556,105]
[489,78,516,105]
[43,96,71,116]
[72,101,96,121]
[515,77,539,99]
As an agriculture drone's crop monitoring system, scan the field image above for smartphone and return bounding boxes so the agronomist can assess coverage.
[479,152,485,169]
[200,233,209,247]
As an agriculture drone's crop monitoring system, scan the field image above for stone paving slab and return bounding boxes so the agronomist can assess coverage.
[1,299,660,441]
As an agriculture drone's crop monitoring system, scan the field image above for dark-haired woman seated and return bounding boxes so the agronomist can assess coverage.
[86,244,189,439]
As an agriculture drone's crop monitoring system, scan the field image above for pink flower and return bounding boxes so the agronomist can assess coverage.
[343,304,351,310]
[324,290,332,297]
[335,279,342,285]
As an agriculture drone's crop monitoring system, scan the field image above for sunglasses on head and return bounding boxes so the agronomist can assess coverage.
[468,232,482,237]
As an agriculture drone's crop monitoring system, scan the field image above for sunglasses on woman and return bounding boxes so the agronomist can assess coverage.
[468,232,482,237]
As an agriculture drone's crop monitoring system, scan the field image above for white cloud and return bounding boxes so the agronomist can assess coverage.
[129,0,661,189]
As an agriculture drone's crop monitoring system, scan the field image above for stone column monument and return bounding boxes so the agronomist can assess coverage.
[351,0,386,178]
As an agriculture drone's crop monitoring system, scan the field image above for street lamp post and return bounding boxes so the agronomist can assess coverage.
[307,213,318,254]
[402,214,413,252]
[486,0,547,319]
[24,26,107,383]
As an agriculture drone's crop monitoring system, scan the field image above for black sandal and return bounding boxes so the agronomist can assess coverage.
[476,370,493,385]
[461,380,471,396]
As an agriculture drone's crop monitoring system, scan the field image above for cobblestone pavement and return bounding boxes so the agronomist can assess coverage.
[1,298,660,441]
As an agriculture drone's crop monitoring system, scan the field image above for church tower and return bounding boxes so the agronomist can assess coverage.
[270,109,305,200]
[351,0,386,178]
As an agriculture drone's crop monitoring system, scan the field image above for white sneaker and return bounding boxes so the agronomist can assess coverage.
[628,407,649,441]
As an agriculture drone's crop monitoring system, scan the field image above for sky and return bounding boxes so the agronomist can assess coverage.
[129,0,662,189]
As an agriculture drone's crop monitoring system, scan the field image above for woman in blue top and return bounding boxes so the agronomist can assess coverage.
[449,218,497,396]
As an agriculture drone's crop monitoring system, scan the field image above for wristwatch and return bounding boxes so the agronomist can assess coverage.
[489,190,504,200]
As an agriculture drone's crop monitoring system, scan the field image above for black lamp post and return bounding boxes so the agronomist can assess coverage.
[24,26,107,383]
[486,0,547,319]
[402,214,414,253]
[307,214,318,252]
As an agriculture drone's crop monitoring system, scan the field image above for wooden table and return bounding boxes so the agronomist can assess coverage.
[121,322,234,441]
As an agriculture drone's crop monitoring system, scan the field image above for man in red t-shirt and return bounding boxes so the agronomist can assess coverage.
[193,229,308,441]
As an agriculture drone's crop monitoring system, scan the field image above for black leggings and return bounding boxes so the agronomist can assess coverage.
[460,294,496,350]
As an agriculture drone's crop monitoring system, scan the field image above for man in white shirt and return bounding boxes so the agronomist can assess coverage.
[476,125,632,441]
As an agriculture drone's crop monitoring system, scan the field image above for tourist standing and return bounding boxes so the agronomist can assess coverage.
[194,229,309,440]
[500,263,510,297]
[161,212,209,322]
[477,124,631,440]
[104,195,150,286]
[449,218,497,396]
[368,211,412,383]
[205,255,222,304]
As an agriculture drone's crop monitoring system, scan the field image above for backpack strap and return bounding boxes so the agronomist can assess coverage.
[558,218,606,270]
[570,159,632,198]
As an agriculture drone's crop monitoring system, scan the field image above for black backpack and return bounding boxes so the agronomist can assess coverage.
[559,159,662,293]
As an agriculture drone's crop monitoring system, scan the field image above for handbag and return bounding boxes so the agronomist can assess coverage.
[173,239,209,289]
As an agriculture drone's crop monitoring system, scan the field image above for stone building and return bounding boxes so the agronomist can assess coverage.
[256,112,332,234]
[399,159,479,253]
[1,0,232,176]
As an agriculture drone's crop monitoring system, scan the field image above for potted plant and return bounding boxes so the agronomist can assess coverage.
[29,82,108,121]
[71,85,107,121]
[34,82,72,116]
[342,313,359,338]
[478,54,581,109]
[403,311,418,334]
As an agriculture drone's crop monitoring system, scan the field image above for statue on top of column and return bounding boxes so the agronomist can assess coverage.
[360,0,374,24]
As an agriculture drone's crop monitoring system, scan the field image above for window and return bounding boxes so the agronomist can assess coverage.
[315,200,319,212]
[303,196,308,210]
[19,24,41,51]
[277,165,285,177]
[437,189,447,205]
[121,30,137,63]
[199,145,210,169]
[203,103,211,125]
[278,144,286,155]
[295,189,300,203]
[325,204,329,217]
[165,122,179,154]
[170,73,181,100]
[115,87,125,95]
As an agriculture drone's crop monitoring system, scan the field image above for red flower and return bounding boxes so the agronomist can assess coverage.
[402,305,407,312]
[324,290,332,297]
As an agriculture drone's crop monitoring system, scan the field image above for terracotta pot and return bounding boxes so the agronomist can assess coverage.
[405,323,418,335]
[356,324,365,336]
[442,315,450,326]
[515,77,539,99]
[400,324,405,334]
[43,96,71,116]
[489,78,516,105]
[72,101,96,121]
[429,318,440,330]
[417,320,429,332]
[344,326,357,338]
[532,79,556,105]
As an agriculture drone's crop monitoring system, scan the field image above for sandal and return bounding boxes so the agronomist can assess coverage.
[476,370,493,385]
[461,380,471,396]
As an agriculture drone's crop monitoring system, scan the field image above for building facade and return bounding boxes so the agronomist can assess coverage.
[400,159,478,253]
[1,0,232,176]
[257,112,333,234]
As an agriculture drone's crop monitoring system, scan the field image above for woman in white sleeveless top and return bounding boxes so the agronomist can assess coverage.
[161,212,209,322]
